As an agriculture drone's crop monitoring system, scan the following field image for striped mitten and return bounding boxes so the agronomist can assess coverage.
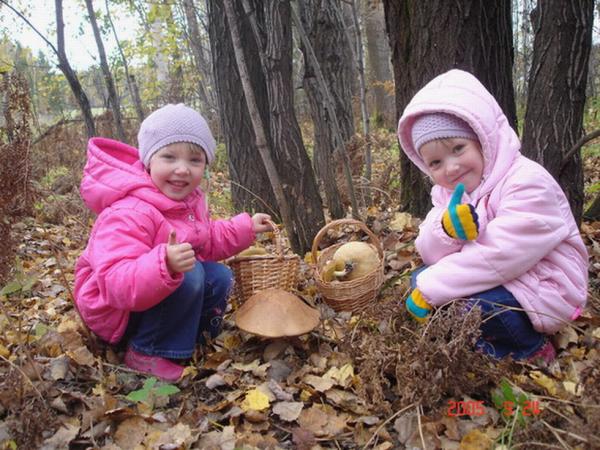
[406,288,432,323]
[442,183,479,241]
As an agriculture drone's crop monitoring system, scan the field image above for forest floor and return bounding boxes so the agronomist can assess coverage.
[1,129,600,449]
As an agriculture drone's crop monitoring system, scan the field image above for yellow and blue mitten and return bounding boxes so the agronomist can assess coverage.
[406,288,432,323]
[442,183,479,241]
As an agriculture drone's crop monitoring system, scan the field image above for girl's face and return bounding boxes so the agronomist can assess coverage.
[148,142,206,200]
[419,137,484,193]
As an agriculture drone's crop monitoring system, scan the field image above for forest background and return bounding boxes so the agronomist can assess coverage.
[0,0,599,449]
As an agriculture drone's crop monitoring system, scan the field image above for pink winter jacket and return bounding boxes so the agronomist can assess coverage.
[397,70,589,334]
[74,137,255,343]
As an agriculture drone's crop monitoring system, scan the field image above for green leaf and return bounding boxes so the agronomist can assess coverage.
[142,377,157,391]
[0,281,22,296]
[21,276,38,293]
[34,323,49,337]
[126,388,150,403]
[500,379,516,403]
[491,390,503,409]
[153,384,180,397]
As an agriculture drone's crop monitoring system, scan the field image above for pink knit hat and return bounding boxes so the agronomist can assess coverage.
[411,113,477,152]
[137,103,216,167]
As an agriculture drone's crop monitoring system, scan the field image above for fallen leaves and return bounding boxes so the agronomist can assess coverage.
[1,188,599,449]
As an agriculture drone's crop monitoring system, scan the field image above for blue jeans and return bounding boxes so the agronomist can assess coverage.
[411,266,545,359]
[124,261,233,359]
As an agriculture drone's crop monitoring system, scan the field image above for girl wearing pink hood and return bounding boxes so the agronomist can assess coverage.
[397,70,589,362]
[75,104,272,381]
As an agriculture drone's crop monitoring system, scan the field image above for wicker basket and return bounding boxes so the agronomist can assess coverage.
[312,219,384,313]
[228,220,300,305]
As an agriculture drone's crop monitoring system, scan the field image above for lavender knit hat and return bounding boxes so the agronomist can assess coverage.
[411,112,477,152]
[137,103,217,167]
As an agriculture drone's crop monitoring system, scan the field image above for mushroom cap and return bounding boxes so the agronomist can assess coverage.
[332,241,380,280]
[234,288,320,338]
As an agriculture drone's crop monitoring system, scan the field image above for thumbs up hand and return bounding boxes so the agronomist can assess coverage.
[441,183,479,241]
[166,230,196,274]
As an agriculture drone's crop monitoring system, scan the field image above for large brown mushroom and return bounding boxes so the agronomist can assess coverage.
[234,288,320,338]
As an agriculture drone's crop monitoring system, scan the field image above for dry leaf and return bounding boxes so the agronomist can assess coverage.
[49,356,69,380]
[41,423,79,450]
[197,425,236,450]
[390,212,412,232]
[273,401,304,421]
[530,370,558,396]
[459,428,492,449]
[241,388,270,412]
[66,345,95,366]
[323,363,354,387]
[297,404,347,437]
[113,416,149,448]
[143,423,194,449]
[303,374,334,392]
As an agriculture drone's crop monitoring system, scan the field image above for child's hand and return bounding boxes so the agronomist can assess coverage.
[406,288,432,323]
[442,183,479,240]
[251,213,273,233]
[166,230,195,274]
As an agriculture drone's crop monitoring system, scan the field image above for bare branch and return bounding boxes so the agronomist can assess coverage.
[0,0,60,58]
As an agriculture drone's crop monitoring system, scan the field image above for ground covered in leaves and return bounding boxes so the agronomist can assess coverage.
[1,134,600,449]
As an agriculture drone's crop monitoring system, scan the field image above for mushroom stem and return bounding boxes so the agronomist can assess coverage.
[333,261,354,279]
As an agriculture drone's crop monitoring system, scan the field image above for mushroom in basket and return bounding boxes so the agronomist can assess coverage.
[321,241,379,282]
[234,288,320,338]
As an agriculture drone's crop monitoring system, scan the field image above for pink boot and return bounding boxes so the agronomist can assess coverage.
[124,347,184,381]
[528,340,556,365]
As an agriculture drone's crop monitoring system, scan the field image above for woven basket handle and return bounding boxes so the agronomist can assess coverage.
[265,219,284,258]
[310,218,384,265]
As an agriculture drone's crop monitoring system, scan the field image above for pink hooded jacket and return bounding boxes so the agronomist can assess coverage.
[397,70,589,334]
[74,137,255,343]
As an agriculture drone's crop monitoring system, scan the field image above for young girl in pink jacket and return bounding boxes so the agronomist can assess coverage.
[397,70,589,362]
[75,104,272,380]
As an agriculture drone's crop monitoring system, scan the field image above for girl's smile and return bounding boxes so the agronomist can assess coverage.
[148,142,206,200]
[419,137,484,193]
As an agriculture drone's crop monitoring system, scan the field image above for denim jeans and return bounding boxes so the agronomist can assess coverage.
[411,266,545,359]
[124,261,233,359]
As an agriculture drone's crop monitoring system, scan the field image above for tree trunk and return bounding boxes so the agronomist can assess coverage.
[207,0,279,216]
[298,0,353,219]
[55,0,95,138]
[382,0,515,218]
[105,0,145,122]
[85,0,126,142]
[260,0,325,252]
[221,0,297,253]
[182,0,217,114]
[348,0,372,203]
[362,0,394,128]
[521,0,593,225]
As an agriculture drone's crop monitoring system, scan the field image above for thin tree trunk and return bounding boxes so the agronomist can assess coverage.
[55,0,96,138]
[292,3,360,220]
[348,0,372,203]
[105,0,145,122]
[207,0,279,218]
[260,0,326,252]
[297,0,351,219]
[221,0,297,252]
[85,0,126,142]
[521,0,594,224]
[182,0,216,114]
[362,0,393,127]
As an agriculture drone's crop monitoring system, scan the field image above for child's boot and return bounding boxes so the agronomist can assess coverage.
[124,347,184,381]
